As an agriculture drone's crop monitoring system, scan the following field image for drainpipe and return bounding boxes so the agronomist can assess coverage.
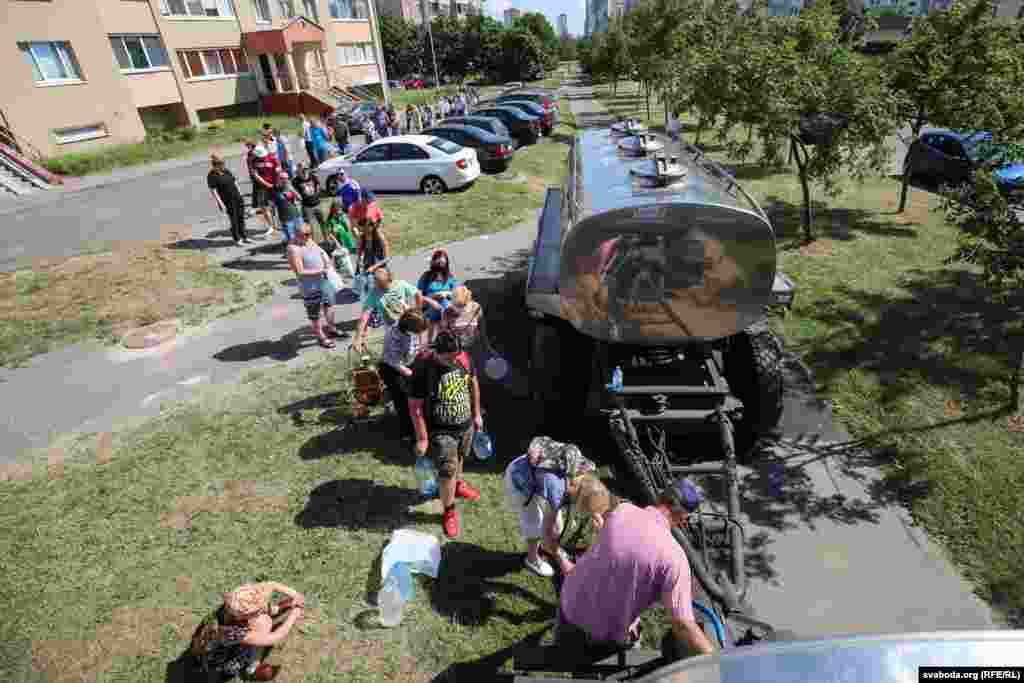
[146,0,199,127]
[367,0,391,102]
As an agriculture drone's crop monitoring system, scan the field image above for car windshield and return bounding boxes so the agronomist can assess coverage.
[961,133,998,161]
[428,138,461,154]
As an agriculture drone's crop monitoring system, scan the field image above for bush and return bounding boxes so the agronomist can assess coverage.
[205,119,226,131]
[178,127,198,141]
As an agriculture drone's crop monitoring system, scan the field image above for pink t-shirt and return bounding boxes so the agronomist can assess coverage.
[560,503,695,643]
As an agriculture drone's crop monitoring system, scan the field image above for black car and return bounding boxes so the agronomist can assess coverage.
[471,106,542,147]
[422,124,515,173]
[495,89,560,129]
[441,115,511,139]
[489,100,553,135]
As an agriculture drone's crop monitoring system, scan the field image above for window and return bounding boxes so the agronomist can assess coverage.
[428,138,461,154]
[19,41,84,84]
[329,0,368,19]
[109,35,170,72]
[391,143,429,160]
[357,145,390,162]
[178,47,250,79]
[54,123,108,145]
[254,0,271,21]
[336,42,374,65]
[159,0,235,17]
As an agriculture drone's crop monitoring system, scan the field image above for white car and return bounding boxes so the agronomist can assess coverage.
[315,135,480,195]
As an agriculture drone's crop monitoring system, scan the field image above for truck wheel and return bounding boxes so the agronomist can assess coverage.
[723,321,785,459]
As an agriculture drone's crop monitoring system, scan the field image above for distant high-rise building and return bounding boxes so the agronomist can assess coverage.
[558,13,570,37]
[585,0,610,34]
[503,7,521,25]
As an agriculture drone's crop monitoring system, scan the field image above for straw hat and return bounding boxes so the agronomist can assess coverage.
[223,584,268,621]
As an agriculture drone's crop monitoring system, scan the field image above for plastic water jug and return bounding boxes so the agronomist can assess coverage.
[415,456,438,497]
[608,366,624,393]
[377,563,412,627]
[473,429,494,461]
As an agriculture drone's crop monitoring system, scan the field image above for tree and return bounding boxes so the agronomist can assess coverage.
[577,36,596,76]
[378,15,422,78]
[888,0,1024,213]
[463,13,505,78]
[599,20,631,95]
[739,0,900,241]
[513,12,560,67]
[559,36,577,62]
[494,29,548,83]
[422,16,467,82]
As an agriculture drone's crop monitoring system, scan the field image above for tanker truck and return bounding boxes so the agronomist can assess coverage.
[523,121,796,641]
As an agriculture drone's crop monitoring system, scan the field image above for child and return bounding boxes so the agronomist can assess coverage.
[503,436,599,577]
[379,309,430,441]
[323,199,359,280]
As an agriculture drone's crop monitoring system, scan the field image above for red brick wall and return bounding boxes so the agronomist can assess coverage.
[260,93,335,117]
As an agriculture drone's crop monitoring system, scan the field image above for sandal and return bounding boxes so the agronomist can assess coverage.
[318,338,336,349]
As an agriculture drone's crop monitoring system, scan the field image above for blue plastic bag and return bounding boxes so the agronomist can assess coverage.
[415,455,438,497]
[473,427,493,461]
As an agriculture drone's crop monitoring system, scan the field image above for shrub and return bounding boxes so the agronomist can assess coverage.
[179,127,198,142]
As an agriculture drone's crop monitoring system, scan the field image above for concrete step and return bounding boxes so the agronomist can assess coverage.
[0,164,37,196]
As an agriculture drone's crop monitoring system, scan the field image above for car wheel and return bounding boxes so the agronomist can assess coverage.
[325,174,341,196]
[421,176,447,195]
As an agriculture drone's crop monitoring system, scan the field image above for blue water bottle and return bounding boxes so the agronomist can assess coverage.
[608,366,624,393]
[415,456,438,497]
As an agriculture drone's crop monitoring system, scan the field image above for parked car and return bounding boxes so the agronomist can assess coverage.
[471,106,542,147]
[487,100,553,135]
[315,135,480,195]
[402,77,425,89]
[441,115,512,139]
[495,88,561,117]
[342,101,379,134]
[422,124,515,173]
[904,129,1024,197]
[388,80,404,90]
[502,82,524,91]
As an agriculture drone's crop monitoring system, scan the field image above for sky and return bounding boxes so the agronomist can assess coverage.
[486,0,585,37]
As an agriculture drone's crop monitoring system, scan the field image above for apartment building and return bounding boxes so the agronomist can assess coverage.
[558,13,569,37]
[584,0,609,34]
[374,0,483,24]
[1,0,388,158]
[503,6,520,25]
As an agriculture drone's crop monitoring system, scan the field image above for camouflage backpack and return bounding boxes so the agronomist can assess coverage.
[521,436,596,506]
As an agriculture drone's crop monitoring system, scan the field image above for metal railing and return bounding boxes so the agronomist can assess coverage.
[0,110,43,161]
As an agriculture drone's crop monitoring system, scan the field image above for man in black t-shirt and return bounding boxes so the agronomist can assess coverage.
[291,164,325,240]
[207,155,249,245]
[332,116,350,155]
[409,331,483,538]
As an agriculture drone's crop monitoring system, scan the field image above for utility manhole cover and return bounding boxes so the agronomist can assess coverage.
[121,320,178,349]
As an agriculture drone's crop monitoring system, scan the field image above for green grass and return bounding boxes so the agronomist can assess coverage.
[40,115,302,178]
[596,87,1024,625]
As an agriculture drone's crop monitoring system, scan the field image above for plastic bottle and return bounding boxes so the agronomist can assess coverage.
[608,366,624,393]
[378,562,413,627]
[473,429,494,461]
[415,455,438,497]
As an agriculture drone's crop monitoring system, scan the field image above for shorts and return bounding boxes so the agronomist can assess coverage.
[504,465,564,542]
[429,428,473,480]
[303,290,325,320]
[252,183,268,209]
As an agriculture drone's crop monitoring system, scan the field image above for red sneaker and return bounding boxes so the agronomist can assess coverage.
[443,507,460,538]
[247,663,279,681]
[454,479,481,502]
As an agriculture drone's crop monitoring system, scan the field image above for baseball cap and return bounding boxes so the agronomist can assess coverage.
[665,478,702,513]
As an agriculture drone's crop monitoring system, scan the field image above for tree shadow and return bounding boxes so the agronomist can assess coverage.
[763,195,919,245]
[165,237,239,252]
[294,478,438,531]
[221,256,292,272]
[429,541,557,629]
[728,163,785,181]
[294,416,409,464]
[797,268,1023,407]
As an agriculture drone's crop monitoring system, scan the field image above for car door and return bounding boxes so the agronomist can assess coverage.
[352,143,391,189]
[389,142,432,191]
[934,134,972,184]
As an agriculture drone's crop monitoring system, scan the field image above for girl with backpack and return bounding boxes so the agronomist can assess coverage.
[503,436,600,577]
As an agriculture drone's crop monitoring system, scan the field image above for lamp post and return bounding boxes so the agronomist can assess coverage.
[420,0,442,90]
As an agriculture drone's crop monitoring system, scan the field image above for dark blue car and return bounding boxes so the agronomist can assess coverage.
[904,129,1024,197]
[471,106,542,148]
[422,124,515,173]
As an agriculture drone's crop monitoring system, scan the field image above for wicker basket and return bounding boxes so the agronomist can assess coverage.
[348,346,384,407]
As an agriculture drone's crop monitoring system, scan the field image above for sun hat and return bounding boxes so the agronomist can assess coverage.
[664,478,702,513]
[223,584,268,621]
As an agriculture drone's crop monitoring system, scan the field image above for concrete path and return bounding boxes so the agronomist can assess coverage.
[563,82,996,637]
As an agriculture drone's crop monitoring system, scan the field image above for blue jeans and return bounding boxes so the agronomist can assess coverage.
[282,217,302,242]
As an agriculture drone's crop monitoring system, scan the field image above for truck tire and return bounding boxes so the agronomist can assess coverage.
[723,322,785,459]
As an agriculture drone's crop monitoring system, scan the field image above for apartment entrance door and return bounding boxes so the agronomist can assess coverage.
[259,55,277,93]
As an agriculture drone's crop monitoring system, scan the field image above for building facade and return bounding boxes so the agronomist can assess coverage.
[375,0,483,24]
[1,0,389,159]
[558,12,569,37]
[503,7,521,25]
[585,0,609,34]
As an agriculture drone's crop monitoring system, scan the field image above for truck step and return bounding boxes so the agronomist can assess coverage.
[616,385,727,397]
[624,408,716,423]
